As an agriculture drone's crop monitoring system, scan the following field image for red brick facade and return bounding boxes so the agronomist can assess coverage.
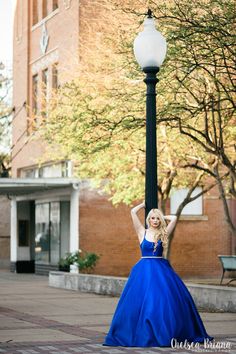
[79,186,235,278]
[12,0,79,177]
[10,0,235,279]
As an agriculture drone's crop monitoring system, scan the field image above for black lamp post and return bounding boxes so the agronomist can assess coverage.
[133,10,167,218]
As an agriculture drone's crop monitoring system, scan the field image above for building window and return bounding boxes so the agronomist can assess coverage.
[49,202,60,264]
[52,63,58,91]
[32,0,58,25]
[32,0,38,25]
[42,0,48,18]
[18,220,30,247]
[39,163,62,177]
[32,74,39,116]
[42,68,49,116]
[42,68,49,88]
[35,203,50,263]
[53,0,58,11]
[170,187,203,215]
[21,161,72,178]
[62,161,72,177]
[23,168,38,178]
[35,201,70,265]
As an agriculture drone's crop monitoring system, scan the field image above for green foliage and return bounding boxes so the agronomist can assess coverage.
[42,0,235,207]
[0,153,10,177]
[0,62,12,154]
[58,250,100,273]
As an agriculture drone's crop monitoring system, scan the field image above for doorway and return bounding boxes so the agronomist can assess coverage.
[35,201,70,274]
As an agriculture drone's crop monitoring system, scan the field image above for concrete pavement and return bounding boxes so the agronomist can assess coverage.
[0,271,236,354]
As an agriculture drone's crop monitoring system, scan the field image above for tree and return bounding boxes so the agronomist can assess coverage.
[0,61,12,176]
[154,0,236,233]
[42,0,235,247]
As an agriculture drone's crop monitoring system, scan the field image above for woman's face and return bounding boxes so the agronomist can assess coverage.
[149,213,161,229]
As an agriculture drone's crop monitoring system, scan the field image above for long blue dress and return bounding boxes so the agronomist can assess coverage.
[104,232,213,347]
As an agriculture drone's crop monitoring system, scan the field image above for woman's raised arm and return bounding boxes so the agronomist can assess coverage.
[163,215,177,236]
[131,202,146,243]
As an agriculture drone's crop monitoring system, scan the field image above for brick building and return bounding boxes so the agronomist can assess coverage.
[0,0,235,277]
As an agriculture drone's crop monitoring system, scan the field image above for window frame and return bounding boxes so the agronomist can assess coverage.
[32,0,59,27]
[170,187,203,216]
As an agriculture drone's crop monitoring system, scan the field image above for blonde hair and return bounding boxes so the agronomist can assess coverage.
[146,209,168,254]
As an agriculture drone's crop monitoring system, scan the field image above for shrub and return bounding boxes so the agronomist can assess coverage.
[58,249,99,273]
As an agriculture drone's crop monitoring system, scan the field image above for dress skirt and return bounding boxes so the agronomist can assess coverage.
[104,257,213,347]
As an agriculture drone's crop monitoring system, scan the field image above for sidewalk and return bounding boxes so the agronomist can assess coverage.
[0,271,236,354]
[185,278,236,287]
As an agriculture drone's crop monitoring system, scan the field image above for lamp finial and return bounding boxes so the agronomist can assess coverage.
[147,9,152,18]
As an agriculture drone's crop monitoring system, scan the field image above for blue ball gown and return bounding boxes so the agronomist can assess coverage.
[104,231,213,347]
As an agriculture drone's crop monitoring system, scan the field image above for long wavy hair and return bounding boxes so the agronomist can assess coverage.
[146,209,168,254]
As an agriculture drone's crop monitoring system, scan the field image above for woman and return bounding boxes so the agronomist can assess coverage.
[103,202,213,347]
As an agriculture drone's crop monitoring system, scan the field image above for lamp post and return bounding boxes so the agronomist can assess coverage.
[133,9,167,218]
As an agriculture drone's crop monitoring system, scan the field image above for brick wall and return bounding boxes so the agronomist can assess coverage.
[79,185,233,278]
[170,197,232,278]
[79,184,140,277]
[12,0,79,177]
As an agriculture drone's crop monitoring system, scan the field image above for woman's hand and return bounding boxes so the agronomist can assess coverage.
[131,201,145,214]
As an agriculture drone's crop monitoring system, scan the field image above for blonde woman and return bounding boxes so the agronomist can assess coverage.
[104,202,213,347]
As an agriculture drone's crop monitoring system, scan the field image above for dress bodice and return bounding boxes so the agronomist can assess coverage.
[140,232,163,257]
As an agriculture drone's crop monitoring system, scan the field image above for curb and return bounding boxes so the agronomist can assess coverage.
[49,271,236,312]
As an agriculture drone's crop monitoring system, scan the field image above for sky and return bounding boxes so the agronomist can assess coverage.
[0,0,14,68]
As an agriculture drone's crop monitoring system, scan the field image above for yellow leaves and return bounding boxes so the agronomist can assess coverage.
[40,0,235,205]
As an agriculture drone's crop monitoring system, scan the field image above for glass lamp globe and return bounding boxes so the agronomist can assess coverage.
[133,15,167,69]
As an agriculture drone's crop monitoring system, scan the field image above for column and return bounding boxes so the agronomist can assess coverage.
[10,198,17,268]
[70,186,79,253]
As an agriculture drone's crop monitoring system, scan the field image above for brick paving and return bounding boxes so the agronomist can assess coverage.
[1,340,236,354]
[0,272,236,354]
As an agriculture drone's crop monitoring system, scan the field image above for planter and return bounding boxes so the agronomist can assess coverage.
[59,265,69,272]
[70,263,79,274]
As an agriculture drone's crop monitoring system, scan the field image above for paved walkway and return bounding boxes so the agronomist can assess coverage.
[0,272,235,354]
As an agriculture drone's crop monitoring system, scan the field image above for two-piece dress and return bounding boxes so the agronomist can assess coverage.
[104,231,213,347]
